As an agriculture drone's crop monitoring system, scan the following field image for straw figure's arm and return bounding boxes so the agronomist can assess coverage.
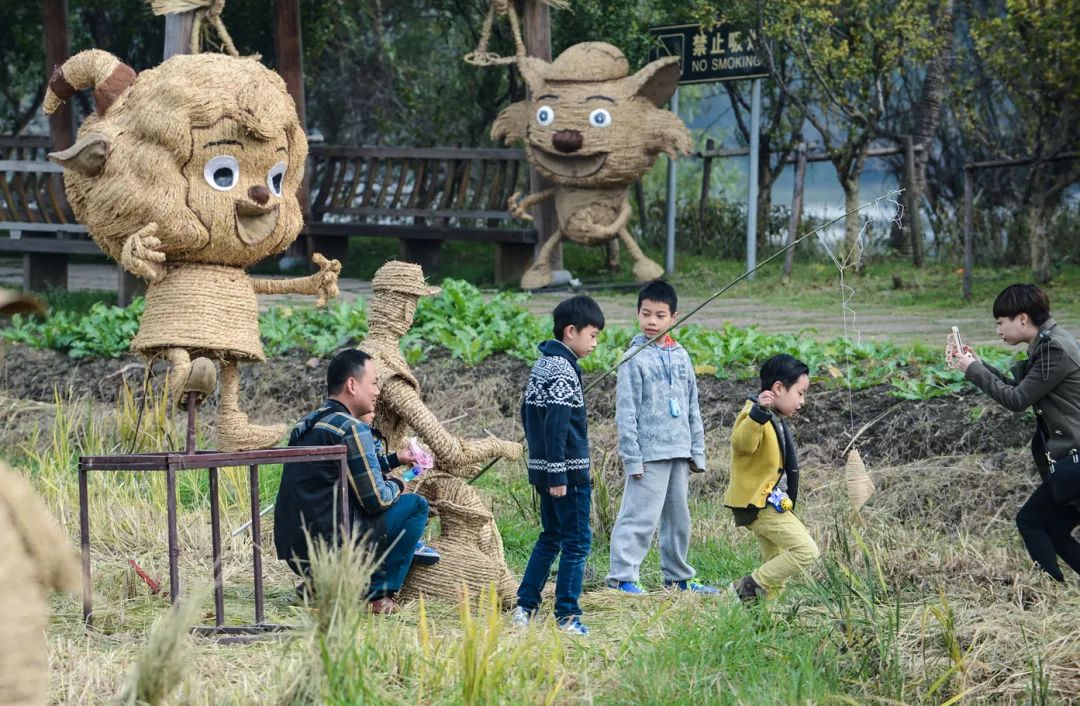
[507,188,556,221]
[252,254,342,307]
[379,378,522,470]
[591,199,632,237]
[119,223,166,283]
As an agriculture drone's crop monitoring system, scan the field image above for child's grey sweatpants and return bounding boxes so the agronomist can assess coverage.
[606,458,695,583]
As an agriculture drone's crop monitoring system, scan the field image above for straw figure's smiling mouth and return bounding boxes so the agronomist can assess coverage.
[234,201,279,245]
[531,146,608,179]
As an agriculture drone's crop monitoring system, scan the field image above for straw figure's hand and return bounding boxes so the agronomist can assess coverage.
[120,223,166,283]
[311,253,342,307]
[507,192,534,221]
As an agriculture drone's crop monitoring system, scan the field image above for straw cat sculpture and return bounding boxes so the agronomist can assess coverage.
[492,42,692,289]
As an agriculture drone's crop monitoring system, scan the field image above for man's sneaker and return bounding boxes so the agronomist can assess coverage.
[413,541,440,566]
[663,579,721,595]
[730,574,767,604]
[605,579,647,595]
[509,605,531,628]
[559,617,589,636]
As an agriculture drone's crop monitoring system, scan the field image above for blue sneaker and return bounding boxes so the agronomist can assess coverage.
[606,579,647,595]
[559,617,589,636]
[413,541,440,566]
[663,579,721,595]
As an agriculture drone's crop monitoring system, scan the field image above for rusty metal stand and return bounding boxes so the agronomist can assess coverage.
[78,393,351,641]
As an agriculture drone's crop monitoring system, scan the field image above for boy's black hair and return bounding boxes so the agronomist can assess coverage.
[552,295,606,340]
[637,279,678,314]
[760,354,810,391]
[327,349,372,396]
[992,284,1050,326]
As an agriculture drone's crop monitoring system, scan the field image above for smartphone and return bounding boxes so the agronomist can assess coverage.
[951,326,964,351]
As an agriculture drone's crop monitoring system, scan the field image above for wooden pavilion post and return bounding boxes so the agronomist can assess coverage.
[273,0,325,265]
[522,0,560,274]
[31,0,74,292]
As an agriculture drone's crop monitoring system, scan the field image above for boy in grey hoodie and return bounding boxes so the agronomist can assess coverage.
[605,281,719,594]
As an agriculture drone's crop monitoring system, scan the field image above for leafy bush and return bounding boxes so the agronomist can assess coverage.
[1,278,1015,400]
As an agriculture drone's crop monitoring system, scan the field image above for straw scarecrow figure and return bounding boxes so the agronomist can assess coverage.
[492,42,692,289]
[43,50,340,451]
[359,261,523,605]
[1,292,80,706]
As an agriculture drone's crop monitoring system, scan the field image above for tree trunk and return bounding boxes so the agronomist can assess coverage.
[842,178,863,269]
[756,133,772,247]
[909,0,956,266]
[1028,200,1053,284]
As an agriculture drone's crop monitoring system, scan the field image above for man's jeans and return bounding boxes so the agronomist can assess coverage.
[368,493,429,598]
[516,483,592,621]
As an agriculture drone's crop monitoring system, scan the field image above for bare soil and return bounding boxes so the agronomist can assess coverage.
[1,344,1029,467]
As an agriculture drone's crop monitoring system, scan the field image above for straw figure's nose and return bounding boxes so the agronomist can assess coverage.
[248,185,270,205]
[553,130,583,153]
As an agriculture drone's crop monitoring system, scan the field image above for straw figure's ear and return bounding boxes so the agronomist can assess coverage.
[491,101,530,145]
[48,134,109,177]
[628,56,681,107]
[644,113,693,159]
[515,55,549,96]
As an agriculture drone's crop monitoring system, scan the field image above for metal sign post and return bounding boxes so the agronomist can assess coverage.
[746,78,761,278]
[650,22,768,277]
[665,87,679,275]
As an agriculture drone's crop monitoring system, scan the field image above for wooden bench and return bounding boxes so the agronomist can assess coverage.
[1,139,540,293]
[305,145,538,284]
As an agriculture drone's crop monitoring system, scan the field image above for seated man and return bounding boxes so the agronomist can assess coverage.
[273,349,435,614]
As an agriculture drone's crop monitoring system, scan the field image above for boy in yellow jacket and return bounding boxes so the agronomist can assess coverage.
[725,354,819,602]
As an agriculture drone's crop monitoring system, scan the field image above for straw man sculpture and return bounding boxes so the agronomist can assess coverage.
[359,261,523,605]
[44,50,340,451]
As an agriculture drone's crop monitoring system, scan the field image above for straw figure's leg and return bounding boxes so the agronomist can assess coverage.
[215,359,286,451]
[520,228,564,290]
[606,238,620,272]
[165,348,217,410]
[617,227,664,281]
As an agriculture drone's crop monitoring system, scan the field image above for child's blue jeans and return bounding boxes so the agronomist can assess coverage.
[516,483,592,621]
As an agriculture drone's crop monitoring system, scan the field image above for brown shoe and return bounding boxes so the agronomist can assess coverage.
[368,596,399,615]
[729,574,766,604]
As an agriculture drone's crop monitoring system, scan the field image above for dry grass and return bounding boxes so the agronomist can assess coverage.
[2,375,1079,704]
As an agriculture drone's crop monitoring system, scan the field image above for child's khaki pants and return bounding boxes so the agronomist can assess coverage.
[748,509,820,594]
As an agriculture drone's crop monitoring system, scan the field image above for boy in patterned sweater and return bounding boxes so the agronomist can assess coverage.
[511,295,605,636]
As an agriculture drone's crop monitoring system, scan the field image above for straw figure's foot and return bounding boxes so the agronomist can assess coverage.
[178,357,217,410]
[520,262,553,290]
[632,256,664,282]
[216,411,286,452]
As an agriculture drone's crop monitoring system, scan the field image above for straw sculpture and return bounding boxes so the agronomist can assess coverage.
[0,294,75,706]
[0,463,79,706]
[359,261,521,606]
[845,448,875,517]
[44,50,340,451]
[463,0,569,66]
[491,42,692,289]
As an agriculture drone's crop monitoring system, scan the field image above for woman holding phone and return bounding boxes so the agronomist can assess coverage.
[950,284,1080,583]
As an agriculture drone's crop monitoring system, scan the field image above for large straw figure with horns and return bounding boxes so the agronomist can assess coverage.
[44,50,340,451]
[492,42,692,289]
